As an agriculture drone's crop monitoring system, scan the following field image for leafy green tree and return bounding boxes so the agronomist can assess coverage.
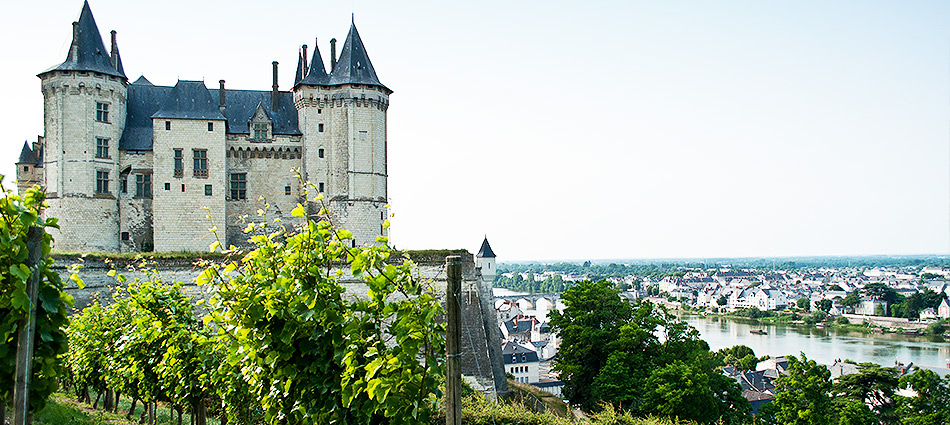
[840,290,860,310]
[0,181,74,414]
[895,368,950,425]
[717,296,728,307]
[549,280,632,411]
[767,353,835,425]
[832,363,899,423]
[551,281,749,423]
[796,298,811,312]
[816,299,832,313]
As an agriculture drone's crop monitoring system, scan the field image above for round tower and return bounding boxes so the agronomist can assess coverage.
[294,22,391,247]
[38,2,128,251]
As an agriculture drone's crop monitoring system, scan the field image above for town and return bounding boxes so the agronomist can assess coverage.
[489,258,950,405]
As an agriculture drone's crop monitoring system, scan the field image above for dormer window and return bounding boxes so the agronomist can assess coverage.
[253,123,269,142]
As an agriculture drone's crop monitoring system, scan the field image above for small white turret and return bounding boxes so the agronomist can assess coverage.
[476,236,497,281]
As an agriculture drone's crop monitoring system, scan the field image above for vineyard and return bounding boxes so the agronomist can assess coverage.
[1,180,446,425]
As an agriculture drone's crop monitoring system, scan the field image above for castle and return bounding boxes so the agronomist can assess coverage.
[16,1,390,252]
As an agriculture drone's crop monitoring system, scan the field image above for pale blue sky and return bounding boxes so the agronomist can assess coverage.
[1,0,948,261]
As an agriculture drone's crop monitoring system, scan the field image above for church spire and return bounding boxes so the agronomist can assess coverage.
[327,19,387,90]
[40,1,126,79]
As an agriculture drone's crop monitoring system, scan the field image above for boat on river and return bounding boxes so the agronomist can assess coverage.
[750,329,768,335]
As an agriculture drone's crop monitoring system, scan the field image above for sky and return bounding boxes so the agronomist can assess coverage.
[1,0,948,262]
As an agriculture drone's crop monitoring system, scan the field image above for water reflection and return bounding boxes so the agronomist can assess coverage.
[682,315,950,376]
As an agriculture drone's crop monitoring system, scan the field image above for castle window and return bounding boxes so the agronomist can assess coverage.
[173,149,183,177]
[165,121,171,130]
[285,185,291,195]
[208,122,214,131]
[23,166,29,172]
[95,170,109,193]
[205,185,213,196]
[253,123,269,142]
[120,177,127,193]
[230,173,246,200]
[318,108,322,114]
[95,138,109,159]
[318,148,324,158]
[135,174,152,198]
[181,184,185,192]
[318,182,324,193]
[121,232,129,241]
[318,124,324,132]
[193,149,208,178]
[95,102,109,122]
[164,183,170,191]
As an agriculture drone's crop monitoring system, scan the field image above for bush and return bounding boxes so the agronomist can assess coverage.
[836,316,850,325]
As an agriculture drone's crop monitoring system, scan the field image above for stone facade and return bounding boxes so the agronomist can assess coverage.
[18,2,390,252]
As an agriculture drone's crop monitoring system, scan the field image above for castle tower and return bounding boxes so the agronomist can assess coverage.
[15,140,44,195]
[293,20,391,247]
[37,1,128,251]
[476,237,497,282]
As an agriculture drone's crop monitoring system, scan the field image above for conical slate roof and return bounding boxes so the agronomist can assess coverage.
[41,1,126,79]
[477,237,496,258]
[17,141,37,164]
[294,49,305,85]
[327,21,387,90]
[297,38,329,86]
[152,80,225,120]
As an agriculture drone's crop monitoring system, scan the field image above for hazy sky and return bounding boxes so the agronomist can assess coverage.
[2,0,948,261]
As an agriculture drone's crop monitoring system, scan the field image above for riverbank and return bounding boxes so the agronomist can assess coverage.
[677,308,948,337]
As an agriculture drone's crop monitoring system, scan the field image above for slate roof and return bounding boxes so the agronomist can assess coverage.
[327,21,387,90]
[41,1,125,79]
[503,317,533,335]
[297,39,330,86]
[501,342,539,365]
[120,81,301,151]
[153,80,226,120]
[477,237,496,258]
[18,142,38,164]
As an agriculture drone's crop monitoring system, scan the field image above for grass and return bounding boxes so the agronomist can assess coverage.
[506,379,571,418]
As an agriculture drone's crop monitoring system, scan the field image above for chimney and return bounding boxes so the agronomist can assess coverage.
[110,30,118,69]
[70,22,80,61]
[218,80,226,114]
[302,44,309,77]
[271,61,279,111]
[330,38,337,72]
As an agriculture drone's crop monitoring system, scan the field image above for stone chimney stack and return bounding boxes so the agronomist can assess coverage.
[302,44,308,77]
[330,38,337,72]
[218,80,226,114]
[70,22,80,61]
[271,61,279,111]
[110,30,118,69]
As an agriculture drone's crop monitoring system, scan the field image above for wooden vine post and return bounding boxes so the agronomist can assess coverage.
[13,227,45,425]
[445,255,462,425]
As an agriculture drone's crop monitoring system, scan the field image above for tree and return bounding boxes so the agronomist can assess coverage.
[816,299,832,313]
[717,296,728,307]
[840,290,860,312]
[832,363,899,423]
[796,297,811,312]
[549,280,632,411]
[766,353,835,425]
[895,368,950,425]
[550,281,749,423]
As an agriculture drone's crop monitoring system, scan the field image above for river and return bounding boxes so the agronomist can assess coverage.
[682,314,950,376]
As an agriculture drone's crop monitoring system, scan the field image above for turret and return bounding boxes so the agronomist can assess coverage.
[293,20,391,247]
[36,0,128,251]
[477,237,497,281]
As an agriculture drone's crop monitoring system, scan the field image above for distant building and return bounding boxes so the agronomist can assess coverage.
[938,298,950,320]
